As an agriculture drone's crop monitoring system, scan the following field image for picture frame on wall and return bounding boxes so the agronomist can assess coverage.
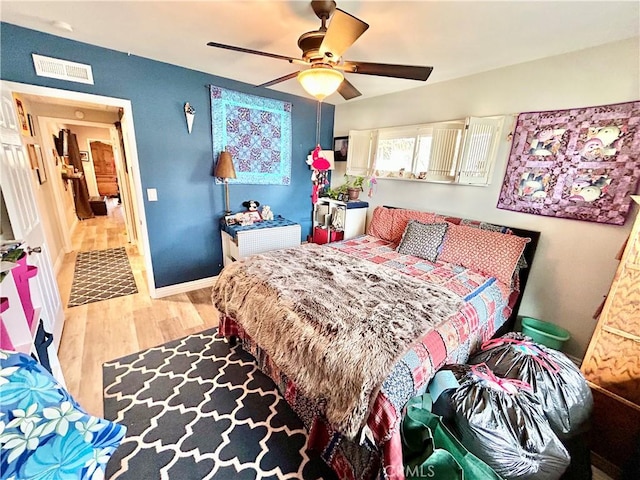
[27,113,35,137]
[333,136,348,162]
[27,144,38,169]
[80,151,90,162]
[34,144,47,184]
[13,96,30,136]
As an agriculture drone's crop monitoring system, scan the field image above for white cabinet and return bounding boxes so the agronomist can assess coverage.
[220,218,301,267]
[312,198,368,244]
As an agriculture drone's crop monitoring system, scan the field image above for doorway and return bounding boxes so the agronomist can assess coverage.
[1,81,155,297]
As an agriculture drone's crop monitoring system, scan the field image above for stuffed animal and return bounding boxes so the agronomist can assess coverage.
[242,200,260,211]
[261,205,274,221]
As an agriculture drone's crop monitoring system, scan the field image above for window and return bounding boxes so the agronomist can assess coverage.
[346,116,504,185]
[376,127,417,173]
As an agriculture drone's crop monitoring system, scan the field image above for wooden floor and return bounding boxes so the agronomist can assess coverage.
[56,199,218,417]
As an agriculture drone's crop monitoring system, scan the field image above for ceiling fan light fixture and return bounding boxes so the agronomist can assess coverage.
[297,67,344,101]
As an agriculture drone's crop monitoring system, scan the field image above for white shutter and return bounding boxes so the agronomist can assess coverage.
[457,116,503,185]
[423,121,464,182]
[346,129,375,176]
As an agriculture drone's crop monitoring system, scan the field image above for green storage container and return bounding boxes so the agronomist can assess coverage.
[520,316,571,351]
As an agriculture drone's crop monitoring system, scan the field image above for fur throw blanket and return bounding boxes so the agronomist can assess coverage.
[211,243,462,439]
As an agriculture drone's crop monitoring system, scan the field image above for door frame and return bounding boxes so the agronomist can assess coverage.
[1,81,156,297]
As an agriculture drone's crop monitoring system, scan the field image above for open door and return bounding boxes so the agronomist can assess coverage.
[0,86,65,382]
[113,117,142,253]
[110,125,137,247]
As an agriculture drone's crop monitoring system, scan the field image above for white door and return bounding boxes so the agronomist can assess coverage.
[109,126,137,246]
[116,114,144,256]
[0,87,65,380]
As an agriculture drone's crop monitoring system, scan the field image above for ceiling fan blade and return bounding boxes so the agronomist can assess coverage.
[319,9,369,60]
[337,78,362,100]
[257,72,300,88]
[340,61,433,81]
[207,41,306,65]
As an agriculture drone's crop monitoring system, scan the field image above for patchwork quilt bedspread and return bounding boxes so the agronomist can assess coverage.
[213,235,516,480]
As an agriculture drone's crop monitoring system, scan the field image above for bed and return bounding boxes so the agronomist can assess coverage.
[211,206,540,480]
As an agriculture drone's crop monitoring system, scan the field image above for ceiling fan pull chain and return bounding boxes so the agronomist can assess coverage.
[316,101,322,147]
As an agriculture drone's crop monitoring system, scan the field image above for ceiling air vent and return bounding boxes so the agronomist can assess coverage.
[32,54,94,85]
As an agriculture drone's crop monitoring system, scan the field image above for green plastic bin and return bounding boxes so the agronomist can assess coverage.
[520,316,571,351]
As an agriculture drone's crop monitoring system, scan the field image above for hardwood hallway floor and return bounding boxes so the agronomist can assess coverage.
[57,199,218,417]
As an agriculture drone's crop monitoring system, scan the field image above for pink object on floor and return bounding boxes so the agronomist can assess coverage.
[11,254,38,328]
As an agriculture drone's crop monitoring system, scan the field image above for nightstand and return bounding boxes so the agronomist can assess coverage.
[312,198,368,244]
[220,216,301,267]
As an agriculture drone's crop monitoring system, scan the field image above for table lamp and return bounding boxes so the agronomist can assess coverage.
[215,151,236,215]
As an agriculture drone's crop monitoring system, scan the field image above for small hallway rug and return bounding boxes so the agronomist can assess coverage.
[103,329,337,480]
[68,247,138,307]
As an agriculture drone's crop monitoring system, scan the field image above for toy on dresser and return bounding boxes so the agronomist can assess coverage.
[232,200,262,225]
[261,205,274,221]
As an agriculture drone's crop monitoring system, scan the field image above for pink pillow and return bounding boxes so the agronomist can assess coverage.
[389,210,438,244]
[439,224,529,285]
[367,206,395,242]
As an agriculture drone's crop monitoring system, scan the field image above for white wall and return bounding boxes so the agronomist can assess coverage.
[13,95,68,268]
[334,37,640,359]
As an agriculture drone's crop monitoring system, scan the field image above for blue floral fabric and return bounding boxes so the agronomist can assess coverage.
[0,349,126,479]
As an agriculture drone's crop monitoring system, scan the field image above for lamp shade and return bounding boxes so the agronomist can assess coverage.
[215,151,236,179]
[297,67,344,101]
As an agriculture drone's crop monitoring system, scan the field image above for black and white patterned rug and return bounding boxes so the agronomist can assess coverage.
[68,247,138,307]
[103,329,337,479]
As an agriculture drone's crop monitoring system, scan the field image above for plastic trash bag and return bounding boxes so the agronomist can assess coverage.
[469,332,593,439]
[401,393,502,480]
[432,364,570,480]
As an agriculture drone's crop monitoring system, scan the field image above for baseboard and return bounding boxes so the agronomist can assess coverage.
[591,451,621,479]
[70,218,79,237]
[566,353,583,368]
[152,276,217,299]
[53,248,66,276]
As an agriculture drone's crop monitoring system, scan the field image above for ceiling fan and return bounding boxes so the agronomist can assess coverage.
[207,0,433,101]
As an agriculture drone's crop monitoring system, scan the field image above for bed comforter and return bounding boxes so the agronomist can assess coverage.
[212,235,517,480]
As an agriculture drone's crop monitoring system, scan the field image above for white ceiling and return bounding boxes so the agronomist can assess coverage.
[3,1,639,105]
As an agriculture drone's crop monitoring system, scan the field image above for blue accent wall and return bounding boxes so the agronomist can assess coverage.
[1,23,334,288]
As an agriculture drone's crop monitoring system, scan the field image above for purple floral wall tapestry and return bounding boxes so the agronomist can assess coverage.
[497,101,640,225]
[211,85,292,185]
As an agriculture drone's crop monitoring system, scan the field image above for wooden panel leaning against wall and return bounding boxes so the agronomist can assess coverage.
[581,196,640,478]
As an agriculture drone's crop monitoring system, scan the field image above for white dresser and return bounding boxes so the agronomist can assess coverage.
[220,217,301,267]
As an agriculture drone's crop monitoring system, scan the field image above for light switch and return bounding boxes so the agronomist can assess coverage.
[147,188,158,201]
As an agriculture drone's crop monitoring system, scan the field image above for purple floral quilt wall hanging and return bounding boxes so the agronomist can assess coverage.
[497,101,640,225]
[211,86,292,185]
